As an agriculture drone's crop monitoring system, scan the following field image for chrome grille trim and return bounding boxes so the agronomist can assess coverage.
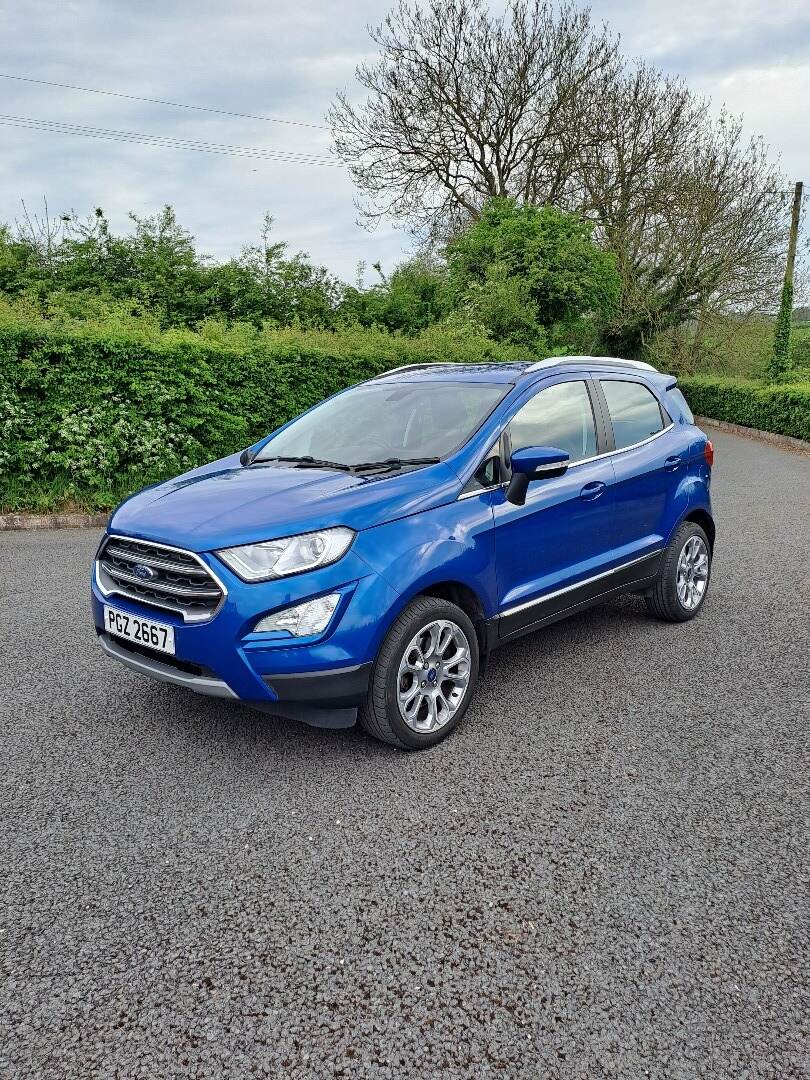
[96,534,227,623]
[103,544,211,578]
[102,565,222,601]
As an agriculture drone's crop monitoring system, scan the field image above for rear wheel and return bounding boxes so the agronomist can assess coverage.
[359,596,479,749]
[646,521,712,622]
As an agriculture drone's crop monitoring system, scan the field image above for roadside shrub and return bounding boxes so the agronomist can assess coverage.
[3,303,808,514]
[0,310,525,511]
[679,375,810,442]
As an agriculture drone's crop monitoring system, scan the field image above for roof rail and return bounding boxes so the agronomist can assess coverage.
[372,362,451,379]
[526,355,657,373]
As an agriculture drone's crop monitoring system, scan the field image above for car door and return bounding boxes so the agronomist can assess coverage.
[492,377,616,637]
[593,375,683,560]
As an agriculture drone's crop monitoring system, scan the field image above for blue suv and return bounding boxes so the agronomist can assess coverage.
[92,357,715,749]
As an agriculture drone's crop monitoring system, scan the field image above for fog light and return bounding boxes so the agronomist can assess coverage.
[254,593,341,637]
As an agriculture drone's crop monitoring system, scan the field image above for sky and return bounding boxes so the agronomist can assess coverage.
[0,0,808,282]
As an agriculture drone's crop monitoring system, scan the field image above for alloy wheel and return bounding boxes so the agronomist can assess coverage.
[396,619,472,732]
[676,535,709,610]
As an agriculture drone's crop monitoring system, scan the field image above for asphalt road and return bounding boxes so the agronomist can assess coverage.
[1,428,808,1080]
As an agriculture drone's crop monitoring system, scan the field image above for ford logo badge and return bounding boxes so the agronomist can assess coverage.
[133,563,156,581]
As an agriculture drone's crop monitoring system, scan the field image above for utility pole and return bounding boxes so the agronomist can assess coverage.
[769,180,804,379]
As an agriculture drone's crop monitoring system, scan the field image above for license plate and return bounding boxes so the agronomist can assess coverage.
[104,606,175,655]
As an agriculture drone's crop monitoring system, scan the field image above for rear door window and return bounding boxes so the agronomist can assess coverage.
[600,380,666,450]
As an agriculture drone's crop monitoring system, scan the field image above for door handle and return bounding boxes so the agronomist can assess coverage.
[579,481,606,501]
[664,455,682,472]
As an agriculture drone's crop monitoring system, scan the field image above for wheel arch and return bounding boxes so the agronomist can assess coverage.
[384,578,493,669]
[418,580,490,656]
[682,508,716,552]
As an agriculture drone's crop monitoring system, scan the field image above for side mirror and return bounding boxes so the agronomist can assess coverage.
[240,447,257,466]
[506,445,570,506]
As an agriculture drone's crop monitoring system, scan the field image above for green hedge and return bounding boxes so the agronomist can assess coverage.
[2,310,808,513]
[678,375,810,443]
[0,313,522,512]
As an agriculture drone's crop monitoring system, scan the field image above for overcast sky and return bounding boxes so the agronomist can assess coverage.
[0,0,807,281]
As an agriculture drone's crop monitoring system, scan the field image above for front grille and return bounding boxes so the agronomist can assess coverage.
[97,535,225,623]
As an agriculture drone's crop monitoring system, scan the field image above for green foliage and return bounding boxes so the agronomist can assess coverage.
[678,375,810,442]
[446,199,620,348]
[0,208,346,330]
[1,199,617,350]
[792,324,810,374]
[0,306,526,512]
[3,198,808,515]
[648,314,774,380]
[767,279,794,380]
[341,258,452,333]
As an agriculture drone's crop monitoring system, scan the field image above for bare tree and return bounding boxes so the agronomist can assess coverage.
[332,0,787,354]
[575,66,786,353]
[14,198,68,269]
[330,0,619,240]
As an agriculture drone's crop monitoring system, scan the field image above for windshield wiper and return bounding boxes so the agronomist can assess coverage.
[351,456,441,473]
[261,455,354,472]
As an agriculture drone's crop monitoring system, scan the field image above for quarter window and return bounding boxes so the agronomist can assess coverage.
[601,380,665,450]
[666,387,694,424]
[462,447,502,494]
[508,381,597,464]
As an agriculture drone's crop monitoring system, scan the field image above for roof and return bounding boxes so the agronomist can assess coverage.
[372,361,531,384]
[372,357,658,385]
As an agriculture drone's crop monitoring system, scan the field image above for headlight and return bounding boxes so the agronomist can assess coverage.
[254,593,341,636]
[216,527,354,582]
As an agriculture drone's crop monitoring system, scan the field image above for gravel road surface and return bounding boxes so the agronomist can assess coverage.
[1,429,808,1079]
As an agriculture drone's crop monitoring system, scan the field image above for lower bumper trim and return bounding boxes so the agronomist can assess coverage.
[263,662,372,708]
[98,633,238,699]
[248,701,359,729]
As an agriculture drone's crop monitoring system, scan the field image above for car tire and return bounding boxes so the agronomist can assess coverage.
[359,596,479,749]
[646,520,712,622]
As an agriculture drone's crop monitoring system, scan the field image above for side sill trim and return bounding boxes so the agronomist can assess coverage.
[499,550,663,619]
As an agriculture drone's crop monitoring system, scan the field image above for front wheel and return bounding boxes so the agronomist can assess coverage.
[646,521,712,622]
[359,596,479,749]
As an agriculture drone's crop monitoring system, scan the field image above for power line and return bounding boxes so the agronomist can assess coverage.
[0,114,342,167]
[0,72,329,131]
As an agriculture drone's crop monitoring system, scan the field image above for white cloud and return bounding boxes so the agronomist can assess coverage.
[0,0,806,280]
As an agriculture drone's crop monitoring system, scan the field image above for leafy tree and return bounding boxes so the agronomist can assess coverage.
[446,198,619,347]
[202,216,344,328]
[340,257,451,332]
[0,206,345,330]
[0,225,41,294]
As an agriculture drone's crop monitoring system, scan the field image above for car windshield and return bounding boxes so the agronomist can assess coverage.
[254,381,510,467]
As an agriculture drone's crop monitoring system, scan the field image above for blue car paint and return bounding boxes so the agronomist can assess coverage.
[91,359,713,725]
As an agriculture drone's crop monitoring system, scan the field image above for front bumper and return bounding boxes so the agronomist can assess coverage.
[92,539,396,727]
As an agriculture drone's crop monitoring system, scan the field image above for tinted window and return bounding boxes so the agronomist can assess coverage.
[509,381,597,464]
[462,449,502,494]
[601,380,664,449]
[255,381,508,466]
[667,387,694,424]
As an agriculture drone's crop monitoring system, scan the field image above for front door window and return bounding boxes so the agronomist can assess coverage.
[508,380,597,463]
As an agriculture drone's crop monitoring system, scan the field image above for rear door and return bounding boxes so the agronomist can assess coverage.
[492,377,616,635]
[593,375,682,559]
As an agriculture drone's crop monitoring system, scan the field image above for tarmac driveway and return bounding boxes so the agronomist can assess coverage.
[1,428,808,1078]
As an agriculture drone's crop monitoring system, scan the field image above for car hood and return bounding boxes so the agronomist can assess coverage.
[109,453,464,551]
